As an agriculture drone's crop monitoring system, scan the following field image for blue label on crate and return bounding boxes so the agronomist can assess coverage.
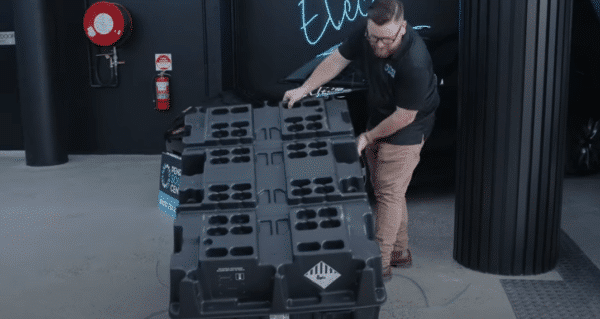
[159,152,182,198]
[158,190,179,218]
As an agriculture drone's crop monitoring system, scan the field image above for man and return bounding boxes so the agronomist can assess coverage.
[283,0,439,282]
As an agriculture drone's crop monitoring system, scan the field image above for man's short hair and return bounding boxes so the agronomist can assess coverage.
[367,0,404,25]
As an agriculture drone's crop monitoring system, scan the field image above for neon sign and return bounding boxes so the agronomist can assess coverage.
[299,0,374,45]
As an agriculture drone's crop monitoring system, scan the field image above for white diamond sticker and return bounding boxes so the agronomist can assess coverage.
[304,261,341,289]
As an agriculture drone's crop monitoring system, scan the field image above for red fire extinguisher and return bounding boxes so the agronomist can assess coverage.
[155,72,171,111]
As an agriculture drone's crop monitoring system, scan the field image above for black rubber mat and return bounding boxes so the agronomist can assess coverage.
[501,230,600,318]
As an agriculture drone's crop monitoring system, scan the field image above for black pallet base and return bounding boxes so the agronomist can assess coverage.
[169,306,381,319]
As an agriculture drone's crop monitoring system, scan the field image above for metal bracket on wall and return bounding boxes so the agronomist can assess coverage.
[88,45,124,88]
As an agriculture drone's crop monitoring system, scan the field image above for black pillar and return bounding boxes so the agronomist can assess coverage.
[13,0,68,166]
[454,0,573,275]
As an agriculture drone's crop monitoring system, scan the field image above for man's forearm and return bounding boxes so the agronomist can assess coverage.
[365,108,417,142]
[303,61,335,93]
[302,50,350,94]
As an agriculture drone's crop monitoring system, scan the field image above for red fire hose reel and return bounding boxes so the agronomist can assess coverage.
[83,1,132,47]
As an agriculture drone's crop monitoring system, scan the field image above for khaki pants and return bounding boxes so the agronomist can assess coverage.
[365,138,424,267]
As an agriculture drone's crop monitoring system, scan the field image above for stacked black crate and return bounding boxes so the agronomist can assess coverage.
[169,98,386,319]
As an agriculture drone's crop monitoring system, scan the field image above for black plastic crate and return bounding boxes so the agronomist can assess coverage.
[177,145,258,211]
[177,136,367,213]
[181,105,255,148]
[168,98,384,318]
[169,199,384,319]
[252,98,355,143]
[281,137,367,205]
[167,98,355,157]
[252,136,367,208]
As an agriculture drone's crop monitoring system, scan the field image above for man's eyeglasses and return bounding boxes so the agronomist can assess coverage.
[364,26,402,45]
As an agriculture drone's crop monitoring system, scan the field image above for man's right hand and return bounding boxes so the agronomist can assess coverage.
[282,86,310,109]
[282,48,351,109]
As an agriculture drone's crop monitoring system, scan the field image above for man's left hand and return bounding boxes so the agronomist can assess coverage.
[356,133,369,155]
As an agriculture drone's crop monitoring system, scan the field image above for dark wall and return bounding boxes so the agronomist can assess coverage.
[4,0,459,154]
[570,0,600,119]
[6,0,225,154]
[220,0,234,91]
[56,0,95,153]
[72,0,222,154]
[0,1,22,150]
[233,0,459,102]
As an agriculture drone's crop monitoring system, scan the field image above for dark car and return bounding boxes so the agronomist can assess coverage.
[565,0,600,175]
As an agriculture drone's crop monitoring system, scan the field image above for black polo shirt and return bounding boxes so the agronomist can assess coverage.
[338,19,440,145]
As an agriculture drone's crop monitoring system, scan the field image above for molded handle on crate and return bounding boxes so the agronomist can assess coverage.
[268,268,385,313]
[356,266,386,305]
[177,175,205,205]
[360,154,367,176]
[176,277,202,317]
[285,266,385,310]
[270,274,290,313]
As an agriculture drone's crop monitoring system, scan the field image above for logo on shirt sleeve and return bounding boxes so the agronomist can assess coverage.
[384,64,396,78]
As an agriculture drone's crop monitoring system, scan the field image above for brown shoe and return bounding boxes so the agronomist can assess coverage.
[390,249,412,268]
[382,266,393,282]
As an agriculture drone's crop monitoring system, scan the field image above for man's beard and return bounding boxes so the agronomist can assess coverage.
[371,44,399,59]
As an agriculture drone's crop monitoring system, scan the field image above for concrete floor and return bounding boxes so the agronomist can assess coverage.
[1,150,599,319]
